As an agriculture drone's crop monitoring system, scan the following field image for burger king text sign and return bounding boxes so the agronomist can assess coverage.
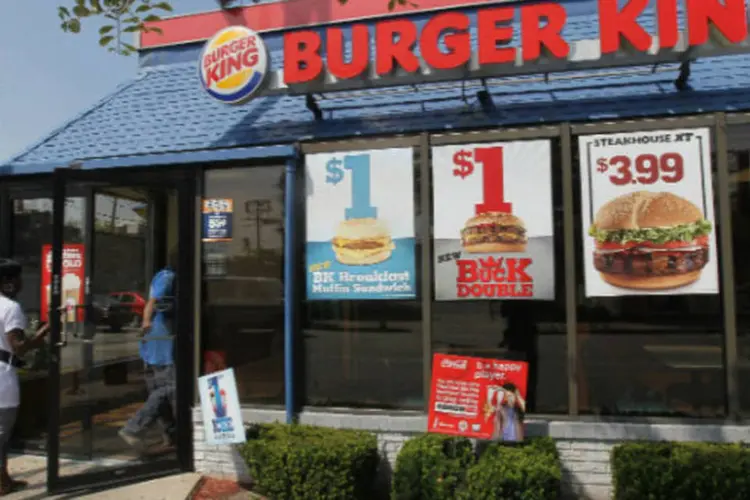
[578,128,719,297]
[432,140,555,301]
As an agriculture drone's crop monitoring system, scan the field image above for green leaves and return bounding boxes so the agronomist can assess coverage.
[589,220,713,244]
[58,0,172,56]
[392,434,562,500]
[240,423,379,500]
[612,442,750,500]
[60,0,415,56]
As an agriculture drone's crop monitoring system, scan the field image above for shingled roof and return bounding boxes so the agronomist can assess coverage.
[5,1,750,171]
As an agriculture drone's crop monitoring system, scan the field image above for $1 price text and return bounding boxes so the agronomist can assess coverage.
[452,147,512,214]
[325,155,377,219]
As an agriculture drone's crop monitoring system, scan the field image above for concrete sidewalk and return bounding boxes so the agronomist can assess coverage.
[3,455,202,499]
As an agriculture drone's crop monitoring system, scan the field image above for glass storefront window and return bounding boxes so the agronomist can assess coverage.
[302,300,423,409]
[11,197,85,320]
[431,139,568,414]
[202,167,285,405]
[300,146,424,410]
[573,132,726,418]
[728,123,750,416]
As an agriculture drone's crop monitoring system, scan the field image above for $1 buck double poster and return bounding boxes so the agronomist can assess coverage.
[432,140,555,301]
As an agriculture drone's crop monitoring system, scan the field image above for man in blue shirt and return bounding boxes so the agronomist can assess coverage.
[119,250,177,450]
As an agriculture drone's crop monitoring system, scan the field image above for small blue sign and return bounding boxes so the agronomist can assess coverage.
[198,368,246,445]
[202,198,233,242]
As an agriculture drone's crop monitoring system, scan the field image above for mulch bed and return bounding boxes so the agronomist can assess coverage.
[191,477,256,500]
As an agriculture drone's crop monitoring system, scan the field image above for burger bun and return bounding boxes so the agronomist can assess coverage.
[464,212,526,230]
[335,217,389,239]
[594,191,704,231]
[464,242,527,254]
[599,270,702,290]
[334,246,393,266]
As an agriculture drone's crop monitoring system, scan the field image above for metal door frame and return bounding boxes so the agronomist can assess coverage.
[48,165,196,494]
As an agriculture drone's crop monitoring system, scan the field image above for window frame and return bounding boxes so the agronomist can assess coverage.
[180,113,746,421]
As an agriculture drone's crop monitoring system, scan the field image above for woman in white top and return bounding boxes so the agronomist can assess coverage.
[0,259,49,495]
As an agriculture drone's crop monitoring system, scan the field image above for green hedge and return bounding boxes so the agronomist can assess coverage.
[391,435,561,500]
[391,434,474,500]
[239,423,379,500]
[612,441,750,500]
[460,439,561,500]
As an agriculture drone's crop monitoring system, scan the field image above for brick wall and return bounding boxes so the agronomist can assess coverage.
[192,407,750,499]
[557,440,613,500]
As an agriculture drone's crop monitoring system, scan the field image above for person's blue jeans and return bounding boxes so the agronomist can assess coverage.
[124,363,176,441]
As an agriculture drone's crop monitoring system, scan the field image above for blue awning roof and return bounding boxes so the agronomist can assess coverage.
[4,1,750,175]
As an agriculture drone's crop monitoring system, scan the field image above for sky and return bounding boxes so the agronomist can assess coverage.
[0,0,233,164]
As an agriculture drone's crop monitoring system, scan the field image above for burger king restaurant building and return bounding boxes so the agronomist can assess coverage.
[4,0,750,497]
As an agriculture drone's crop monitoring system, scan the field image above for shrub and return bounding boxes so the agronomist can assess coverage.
[612,441,750,500]
[391,433,475,500]
[459,438,562,500]
[239,423,379,500]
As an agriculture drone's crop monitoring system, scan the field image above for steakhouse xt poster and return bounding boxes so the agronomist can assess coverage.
[578,128,719,297]
[305,148,417,300]
[428,353,528,442]
[432,140,555,300]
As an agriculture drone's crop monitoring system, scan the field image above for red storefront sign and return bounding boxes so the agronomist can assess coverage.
[284,0,748,85]
[428,353,529,441]
[41,244,85,323]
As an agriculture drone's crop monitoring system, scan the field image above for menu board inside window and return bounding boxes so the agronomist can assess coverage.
[578,128,719,297]
[431,140,556,301]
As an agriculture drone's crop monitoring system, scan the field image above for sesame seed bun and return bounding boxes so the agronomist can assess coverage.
[593,191,704,230]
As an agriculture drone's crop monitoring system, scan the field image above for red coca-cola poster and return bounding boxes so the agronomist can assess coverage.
[41,244,85,323]
[428,353,529,442]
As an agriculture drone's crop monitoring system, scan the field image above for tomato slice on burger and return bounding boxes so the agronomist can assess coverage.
[595,241,637,251]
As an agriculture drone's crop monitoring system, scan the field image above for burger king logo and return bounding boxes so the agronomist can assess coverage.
[199,26,268,104]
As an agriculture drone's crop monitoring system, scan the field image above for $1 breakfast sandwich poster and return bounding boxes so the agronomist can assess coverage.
[578,128,719,297]
[432,140,555,301]
[305,148,417,300]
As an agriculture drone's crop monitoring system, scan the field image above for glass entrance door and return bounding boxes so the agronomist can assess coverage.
[47,167,195,492]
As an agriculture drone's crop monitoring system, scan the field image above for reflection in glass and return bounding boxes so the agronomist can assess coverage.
[303,300,423,409]
[431,140,567,414]
[202,167,285,404]
[574,137,725,418]
[728,124,750,416]
[10,196,85,451]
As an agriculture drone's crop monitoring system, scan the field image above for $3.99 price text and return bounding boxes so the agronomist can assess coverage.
[596,153,684,186]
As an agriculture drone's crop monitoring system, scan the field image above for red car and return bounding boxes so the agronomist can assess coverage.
[108,291,146,326]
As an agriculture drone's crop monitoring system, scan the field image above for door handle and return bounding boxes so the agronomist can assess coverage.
[55,305,72,347]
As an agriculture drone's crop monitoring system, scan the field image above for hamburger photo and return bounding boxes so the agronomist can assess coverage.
[331,217,395,265]
[461,212,527,253]
[589,191,712,290]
